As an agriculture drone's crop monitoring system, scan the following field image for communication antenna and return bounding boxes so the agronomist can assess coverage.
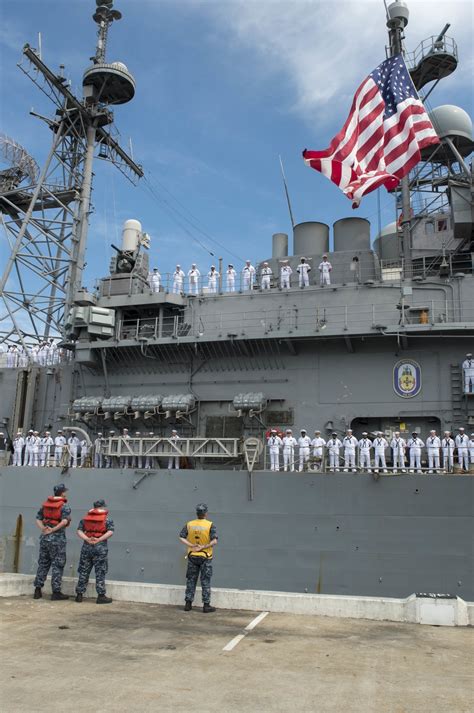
[0,0,143,346]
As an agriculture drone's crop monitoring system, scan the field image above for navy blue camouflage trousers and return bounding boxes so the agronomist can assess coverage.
[76,542,108,595]
[185,555,213,604]
[34,536,66,593]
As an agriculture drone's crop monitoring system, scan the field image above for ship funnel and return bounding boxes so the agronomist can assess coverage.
[272,233,288,258]
[333,218,370,252]
[293,222,329,256]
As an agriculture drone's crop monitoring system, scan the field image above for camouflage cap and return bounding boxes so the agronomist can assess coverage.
[54,483,68,495]
[196,503,208,514]
[93,499,106,508]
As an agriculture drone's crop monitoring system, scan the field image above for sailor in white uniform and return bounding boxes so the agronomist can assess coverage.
[297,429,312,472]
[94,433,104,468]
[426,430,441,473]
[80,438,90,468]
[267,429,283,471]
[54,430,66,466]
[455,428,469,471]
[172,265,185,294]
[462,353,474,394]
[149,267,161,293]
[318,255,332,286]
[469,433,474,466]
[310,430,326,471]
[260,262,272,290]
[282,429,297,471]
[280,260,292,289]
[68,431,80,468]
[168,429,181,470]
[40,431,54,467]
[242,260,256,291]
[226,264,236,292]
[120,428,131,468]
[296,257,311,288]
[358,432,372,472]
[188,264,201,295]
[441,431,455,472]
[207,266,219,293]
[144,432,155,469]
[327,433,342,472]
[407,432,424,472]
[13,432,24,467]
[132,431,142,469]
[373,432,388,473]
[342,429,358,472]
[29,431,41,467]
[390,431,406,473]
[23,430,35,466]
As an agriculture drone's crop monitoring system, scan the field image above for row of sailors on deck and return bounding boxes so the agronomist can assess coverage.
[148,256,333,294]
[2,340,70,368]
[266,428,474,473]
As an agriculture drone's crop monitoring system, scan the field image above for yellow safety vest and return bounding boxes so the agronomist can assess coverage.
[186,518,213,559]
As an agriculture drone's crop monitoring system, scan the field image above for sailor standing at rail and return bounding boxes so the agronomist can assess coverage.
[94,433,104,468]
[407,432,424,473]
[327,432,342,472]
[455,428,469,472]
[342,429,358,472]
[296,257,311,288]
[188,264,201,295]
[282,428,297,471]
[390,431,406,473]
[358,432,372,472]
[172,265,185,294]
[54,430,66,467]
[149,267,161,293]
[242,260,256,291]
[207,265,219,293]
[168,429,181,470]
[426,430,441,473]
[13,431,24,467]
[226,264,236,292]
[80,437,90,468]
[68,431,80,468]
[373,432,388,473]
[260,262,272,290]
[468,433,474,466]
[297,429,312,472]
[318,255,332,286]
[31,431,41,467]
[119,428,131,469]
[279,260,292,289]
[462,353,474,394]
[40,431,54,467]
[24,430,34,466]
[144,432,155,469]
[267,429,282,471]
[311,430,326,471]
[441,431,455,472]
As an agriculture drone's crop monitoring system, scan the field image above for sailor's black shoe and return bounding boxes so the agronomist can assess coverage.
[51,592,69,600]
[184,600,192,611]
[33,587,42,599]
[96,595,112,604]
[203,604,216,613]
[75,593,83,603]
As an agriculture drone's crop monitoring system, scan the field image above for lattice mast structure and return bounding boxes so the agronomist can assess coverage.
[0,0,143,348]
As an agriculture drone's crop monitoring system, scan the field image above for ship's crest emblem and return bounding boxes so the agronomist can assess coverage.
[393,360,421,398]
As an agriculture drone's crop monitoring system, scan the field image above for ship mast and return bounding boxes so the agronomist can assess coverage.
[0,0,143,348]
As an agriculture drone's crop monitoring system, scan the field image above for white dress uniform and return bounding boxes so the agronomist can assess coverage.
[24,434,35,466]
[40,435,54,467]
[358,436,373,471]
[318,259,332,286]
[242,263,256,290]
[297,434,312,472]
[310,436,326,461]
[149,270,161,293]
[54,434,66,466]
[188,267,201,295]
[462,355,474,394]
[144,433,155,469]
[468,436,474,465]
[207,269,219,293]
[296,261,311,287]
[94,436,104,468]
[441,435,455,472]
[407,436,424,472]
[342,435,358,471]
[282,435,297,471]
[13,435,24,466]
[120,431,131,468]
[455,433,469,470]
[327,436,342,471]
[68,435,80,468]
[80,439,90,467]
[226,267,236,292]
[426,434,441,472]
[373,435,388,472]
[261,265,272,290]
[168,432,181,470]
[390,435,406,471]
[267,434,283,471]
[18,346,29,367]
[172,268,185,293]
[280,264,292,289]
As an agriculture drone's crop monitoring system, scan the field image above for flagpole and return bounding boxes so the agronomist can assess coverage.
[279,155,296,229]
[386,1,412,277]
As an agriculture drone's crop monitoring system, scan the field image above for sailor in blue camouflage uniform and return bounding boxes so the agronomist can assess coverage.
[75,499,114,604]
[33,483,71,600]
[179,503,218,612]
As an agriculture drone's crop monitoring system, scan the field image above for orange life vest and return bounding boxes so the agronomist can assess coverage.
[83,508,108,538]
[42,496,68,526]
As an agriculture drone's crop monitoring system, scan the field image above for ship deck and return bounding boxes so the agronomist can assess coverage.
[1,597,472,712]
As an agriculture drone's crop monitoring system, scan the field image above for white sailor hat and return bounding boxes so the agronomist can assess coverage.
[362,432,368,436]
[322,254,328,258]
[300,428,307,432]
[171,429,178,433]
[286,428,292,432]
[271,428,277,433]
[153,267,158,271]
[466,353,472,357]
[314,430,320,434]
[263,262,268,266]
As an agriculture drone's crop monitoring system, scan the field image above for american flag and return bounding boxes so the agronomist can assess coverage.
[302,54,439,207]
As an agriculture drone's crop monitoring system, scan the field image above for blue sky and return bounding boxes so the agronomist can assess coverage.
[1,0,472,286]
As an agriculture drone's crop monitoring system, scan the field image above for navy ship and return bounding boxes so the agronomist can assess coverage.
[0,1,472,599]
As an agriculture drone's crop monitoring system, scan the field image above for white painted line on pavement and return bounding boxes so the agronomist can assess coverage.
[222,611,269,652]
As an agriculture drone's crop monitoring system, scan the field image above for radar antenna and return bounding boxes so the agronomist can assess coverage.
[0,0,143,348]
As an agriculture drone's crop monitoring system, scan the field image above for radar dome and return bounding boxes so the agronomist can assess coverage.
[428,105,472,142]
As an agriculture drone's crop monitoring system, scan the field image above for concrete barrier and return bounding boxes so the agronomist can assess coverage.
[0,574,471,626]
